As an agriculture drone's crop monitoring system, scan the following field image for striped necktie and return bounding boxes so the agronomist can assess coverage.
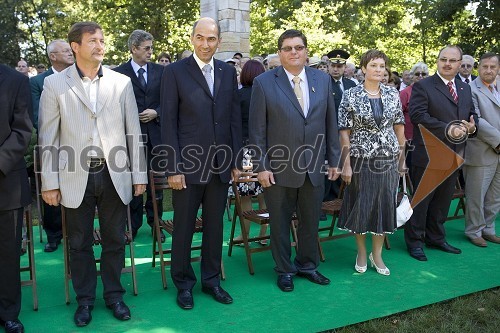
[447,81,458,103]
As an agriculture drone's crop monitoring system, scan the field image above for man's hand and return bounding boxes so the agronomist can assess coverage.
[257,170,275,188]
[139,109,158,123]
[168,174,186,190]
[461,115,476,135]
[231,168,241,182]
[327,167,341,181]
[133,184,147,196]
[42,189,61,206]
[341,165,352,185]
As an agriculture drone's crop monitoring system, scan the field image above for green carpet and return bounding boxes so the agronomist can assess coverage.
[20,200,500,333]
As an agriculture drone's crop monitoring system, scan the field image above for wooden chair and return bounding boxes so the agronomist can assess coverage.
[318,180,352,259]
[61,206,137,304]
[149,171,225,289]
[33,148,44,243]
[21,203,38,310]
[446,178,465,221]
[227,172,300,275]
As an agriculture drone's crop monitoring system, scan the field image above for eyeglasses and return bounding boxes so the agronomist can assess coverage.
[413,72,428,77]
[280,45,306,52]
[159,59,170,63]
[136,45,153,51]
[460,64,472,69]
[50,49,73,54]
[438,58,459,64]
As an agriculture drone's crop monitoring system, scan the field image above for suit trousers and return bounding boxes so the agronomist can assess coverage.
[463,162,500,238]
[0,208,23,321]
[130,140,163,234]
[170,174,228,290]
[264,173,324,275]
[404,166,458,248]
[42,202,62,243]
[64,164,126,306]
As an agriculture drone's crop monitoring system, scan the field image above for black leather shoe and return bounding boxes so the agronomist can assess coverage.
[44,242,59,252]
[426,241,461,254]
[277,274,294,292]
[408,247,428,261]
[297,270,330,285]
[202,286,233,304]
[74,305,93,327]
[177,289,194,310]
[5,320,24,333]
[106,301,131,321]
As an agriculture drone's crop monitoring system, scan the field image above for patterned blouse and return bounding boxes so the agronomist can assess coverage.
[338,84,405,158]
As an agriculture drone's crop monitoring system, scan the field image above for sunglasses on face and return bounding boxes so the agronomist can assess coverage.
[413,72,428,77]
[460,64,472,69]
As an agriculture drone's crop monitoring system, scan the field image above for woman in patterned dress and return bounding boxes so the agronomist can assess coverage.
[337,50,407,275]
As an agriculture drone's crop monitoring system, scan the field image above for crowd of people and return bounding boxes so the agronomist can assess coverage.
[1,16,498,333]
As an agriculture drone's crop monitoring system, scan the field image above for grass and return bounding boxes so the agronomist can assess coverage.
[324,287,500,333]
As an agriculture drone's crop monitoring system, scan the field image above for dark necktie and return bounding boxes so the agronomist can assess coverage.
[336,80,343,92]
[138,68,146,90]
[447,81,458,103]
[465,78,470,84]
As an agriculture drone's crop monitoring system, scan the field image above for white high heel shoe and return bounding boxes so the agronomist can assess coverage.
[369,253,390,276]
[355,255,367,273]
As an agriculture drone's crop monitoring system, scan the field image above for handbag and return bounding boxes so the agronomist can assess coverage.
[396,175,413,228]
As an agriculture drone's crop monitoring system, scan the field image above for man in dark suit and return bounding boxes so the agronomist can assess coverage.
[160,17,242,310]
[30,39,74,252]
[0,64,33,333]
[327,49,357,112]
[455,54,477,84]
[249,29,341,292]
[406,45,477,261]
[114,30,165,241]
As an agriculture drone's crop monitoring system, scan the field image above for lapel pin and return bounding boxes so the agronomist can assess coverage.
[312,87,315,93]
[219,67,222,71]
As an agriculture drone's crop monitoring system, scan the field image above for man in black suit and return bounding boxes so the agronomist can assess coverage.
[321,50,356,212]
[0,64,33,333]
[114,30,165,241]
[249,29,341,292]
[406,45,477,261]
[160,17,242,310]
[455,54,477,84]
[30,39,74,252]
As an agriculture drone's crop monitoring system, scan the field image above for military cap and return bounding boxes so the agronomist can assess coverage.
[327,49,350,64]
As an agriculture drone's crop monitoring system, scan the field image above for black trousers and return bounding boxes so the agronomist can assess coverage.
[264,174,324,275]
[0,208,23,321]
[64,165,126,306]
[43,202,62,244]
[130,139,163,234]
[170,175,228,290]
[404,166,458,248]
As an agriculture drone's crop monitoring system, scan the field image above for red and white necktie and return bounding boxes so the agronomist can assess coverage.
[447,81,458,103]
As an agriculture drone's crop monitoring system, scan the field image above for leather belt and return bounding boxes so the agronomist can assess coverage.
[87,158,106,168]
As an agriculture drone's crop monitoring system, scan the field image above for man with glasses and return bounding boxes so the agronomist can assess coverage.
[249,29,341,292]
[30,39,74,253]
[405,45,477,261]
[115,30,165,242]
[456,54,476,84]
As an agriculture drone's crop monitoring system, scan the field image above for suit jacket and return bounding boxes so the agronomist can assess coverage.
[30,67,54,130]
[160,55,242,184]
[249,66,340,188]
[114,60,163,147]
[455,73,477,83]
[332,77,357,112]
[38,64,147,208]
[464,78,500,166]
[410,74,477,170]
[0,64,33,210]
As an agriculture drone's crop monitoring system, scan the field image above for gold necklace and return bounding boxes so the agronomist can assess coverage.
[364,85,380,96]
